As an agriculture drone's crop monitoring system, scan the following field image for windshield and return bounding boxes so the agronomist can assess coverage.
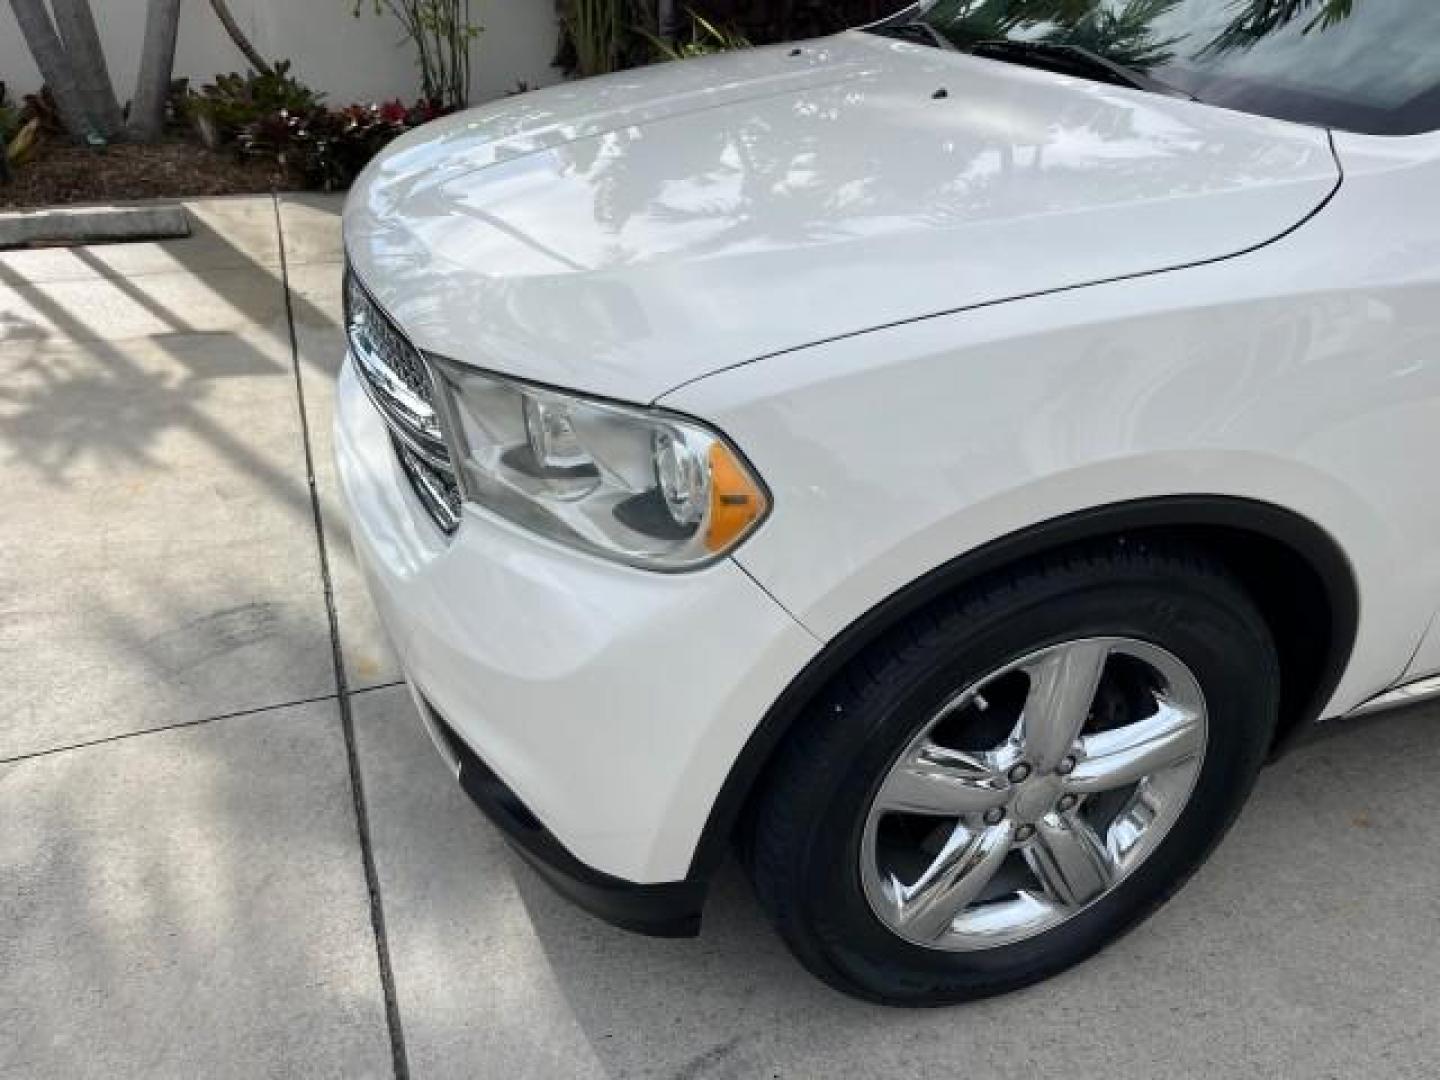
[907,0,1440,135]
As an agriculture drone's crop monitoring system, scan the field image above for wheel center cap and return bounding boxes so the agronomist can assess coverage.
[1012,775,1063,822]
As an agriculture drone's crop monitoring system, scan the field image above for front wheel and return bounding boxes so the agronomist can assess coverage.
[747,543,1279,1005]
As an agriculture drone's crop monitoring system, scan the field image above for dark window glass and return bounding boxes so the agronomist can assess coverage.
[904,0,1440,135]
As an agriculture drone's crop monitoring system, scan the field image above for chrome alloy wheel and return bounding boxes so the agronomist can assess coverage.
[860,637,1208,951]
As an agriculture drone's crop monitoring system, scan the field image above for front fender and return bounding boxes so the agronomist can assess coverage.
[663,257,1440,722]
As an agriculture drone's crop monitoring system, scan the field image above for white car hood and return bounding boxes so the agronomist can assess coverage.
[344,32,1340,403]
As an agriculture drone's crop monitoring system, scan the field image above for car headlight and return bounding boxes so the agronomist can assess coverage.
[430,359,770,570]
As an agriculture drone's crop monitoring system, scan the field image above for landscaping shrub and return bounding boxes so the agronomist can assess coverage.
[641,10,751,61]
[692,0,899,42]
[179,59,451,192]
[1,87,56,174]
[239,99,452,191]
[186,61,323,148]
[19,87,65,138]
[555,0,890,75]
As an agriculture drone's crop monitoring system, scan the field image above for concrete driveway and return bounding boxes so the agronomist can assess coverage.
[3,196,1439,1079]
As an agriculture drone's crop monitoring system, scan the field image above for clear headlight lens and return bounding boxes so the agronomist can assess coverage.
[431,359,769,570]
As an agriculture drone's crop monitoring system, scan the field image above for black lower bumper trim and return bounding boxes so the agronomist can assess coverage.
[425,700,706,938]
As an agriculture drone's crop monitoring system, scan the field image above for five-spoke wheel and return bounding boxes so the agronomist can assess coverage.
[746,544,1278,1004]
[861,637,1206,949]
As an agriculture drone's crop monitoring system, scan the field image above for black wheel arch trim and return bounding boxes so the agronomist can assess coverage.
[688,494,1359,884]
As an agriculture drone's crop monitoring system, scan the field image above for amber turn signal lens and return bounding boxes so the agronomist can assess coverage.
[705,442,768,553]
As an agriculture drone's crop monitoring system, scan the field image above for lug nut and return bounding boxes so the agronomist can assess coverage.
[1016,824,1036,842]
[983,807,1006,825]
[1057,756,1077,775]
[1057,794,1078,813]
[1008,763,1032,783]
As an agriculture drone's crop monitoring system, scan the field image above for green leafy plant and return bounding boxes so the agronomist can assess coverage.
[186,61,323,146]
[641,8,749,61]
[353,0,482,110]
[20,87,65,138]
[1204,0,1355,54]
[239,99,452,192]
[561,0,628,75]
[555,0,774,76]
[1,86,50,178]
[658,0,893,46]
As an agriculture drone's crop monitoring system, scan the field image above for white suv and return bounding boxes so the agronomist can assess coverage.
[336,1,1440,1003]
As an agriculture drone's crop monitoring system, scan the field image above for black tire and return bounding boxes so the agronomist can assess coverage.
[746,541,1280,1005]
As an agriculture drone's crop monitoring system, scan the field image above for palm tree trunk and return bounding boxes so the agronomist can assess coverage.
[129,0,183,141]
[207,0,273,75]
[52,0,125,139]
[7,0,98,143]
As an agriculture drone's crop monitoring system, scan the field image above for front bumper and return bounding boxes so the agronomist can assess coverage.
[333,359,818,912]
[417,693,707,935]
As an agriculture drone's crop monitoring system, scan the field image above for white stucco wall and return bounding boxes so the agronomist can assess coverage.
[0,0,559,108]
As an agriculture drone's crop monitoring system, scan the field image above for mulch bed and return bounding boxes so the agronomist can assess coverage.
[1,140,295,209]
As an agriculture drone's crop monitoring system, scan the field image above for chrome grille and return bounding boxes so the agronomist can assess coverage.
[345,272,434,406]
[393,435,463,533]
[345,268,461,535]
